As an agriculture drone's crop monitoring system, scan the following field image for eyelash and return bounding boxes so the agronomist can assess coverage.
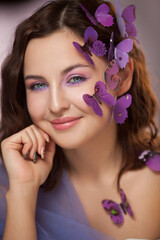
[28,75,87,91]
[67,75,87,85]
[29,82,48,91]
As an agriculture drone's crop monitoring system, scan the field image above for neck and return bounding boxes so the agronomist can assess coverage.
[63,123,122,185]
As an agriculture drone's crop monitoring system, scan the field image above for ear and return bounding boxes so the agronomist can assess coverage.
[117,58,134,96]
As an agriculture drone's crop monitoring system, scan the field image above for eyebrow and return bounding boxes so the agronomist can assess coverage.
[24,75,45,81]
[24,63,92,81]
[61,63,91,75]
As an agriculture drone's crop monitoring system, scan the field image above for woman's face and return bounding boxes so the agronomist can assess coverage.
[24,29,116,149]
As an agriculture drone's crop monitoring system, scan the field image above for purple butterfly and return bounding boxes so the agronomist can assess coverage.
[113,94,132,124]
[80,3,114,27]
[116,0,137,39]
[102,189,133,225]
[138,150,160,172]
[108,32,114,62]
[104,60,120,90]
[83,81,115,117]
[116,0,126,37]
[114,38,133,69]
[122,5,137,39]
[73,27,107,66]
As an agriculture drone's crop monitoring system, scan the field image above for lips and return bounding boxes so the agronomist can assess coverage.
[51,117,81,130]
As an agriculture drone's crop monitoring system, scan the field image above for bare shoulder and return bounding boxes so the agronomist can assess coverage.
[122,166,160,206]
[121,166,160,237]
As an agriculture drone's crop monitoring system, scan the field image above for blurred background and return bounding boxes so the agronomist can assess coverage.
[0,0,160,122]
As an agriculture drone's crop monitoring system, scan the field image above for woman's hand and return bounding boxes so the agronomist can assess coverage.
[1,124,55,191]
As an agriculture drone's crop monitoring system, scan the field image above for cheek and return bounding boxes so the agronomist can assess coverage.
[26,92,47,121]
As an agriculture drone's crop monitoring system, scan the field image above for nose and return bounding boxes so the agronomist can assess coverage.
[49,85,70,114]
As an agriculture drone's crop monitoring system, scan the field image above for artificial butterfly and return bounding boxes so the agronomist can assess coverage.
[122,5,137,39]
[116,0,126,37]
[73,27,107,66]
[104,59,120,90]
[138,150,160,172]
[116,0,137,39]
[83,81,115,117]
[102,189,134,225]
[108,32,114,63]
[114,38,133,69]
[80,3,114,27]
[113,94,132,124]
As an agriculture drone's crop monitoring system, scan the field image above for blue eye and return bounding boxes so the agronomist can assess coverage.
[68,76,86,85]
[30,82,48,91]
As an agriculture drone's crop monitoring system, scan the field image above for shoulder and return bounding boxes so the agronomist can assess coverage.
[122,164,160,229]
[121,165,160,236]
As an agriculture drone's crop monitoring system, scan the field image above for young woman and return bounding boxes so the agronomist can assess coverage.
[0,0,160,239]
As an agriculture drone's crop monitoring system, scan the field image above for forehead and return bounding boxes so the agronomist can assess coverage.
[24,29,85,75]
[23,29,106,77]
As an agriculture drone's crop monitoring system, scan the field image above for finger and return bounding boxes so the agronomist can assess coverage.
[30,125,46,159]
[3,130,33,156]
[37,127,50,143]
[24,127,38,160]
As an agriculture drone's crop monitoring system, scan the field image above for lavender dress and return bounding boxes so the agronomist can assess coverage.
[0,163,114,240]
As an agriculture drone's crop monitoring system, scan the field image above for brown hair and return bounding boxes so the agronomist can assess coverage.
[0,0,159,190]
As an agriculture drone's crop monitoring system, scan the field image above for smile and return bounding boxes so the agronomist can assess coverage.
[51,117,82,130]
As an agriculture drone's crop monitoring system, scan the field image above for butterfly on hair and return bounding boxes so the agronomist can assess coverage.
[73,26,107,66]
[104,59,120,91]
[102,189,134,225]
[116,0,137,40]
[80,3,114,27]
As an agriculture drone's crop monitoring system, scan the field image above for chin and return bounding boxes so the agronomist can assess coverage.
[52,133,93,150]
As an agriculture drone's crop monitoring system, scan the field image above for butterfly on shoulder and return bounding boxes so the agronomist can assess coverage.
[138,150,160,172]
[83,81,116,117]
[102,189,134,225]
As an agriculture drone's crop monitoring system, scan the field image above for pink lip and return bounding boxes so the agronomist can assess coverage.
[51,117,82,130]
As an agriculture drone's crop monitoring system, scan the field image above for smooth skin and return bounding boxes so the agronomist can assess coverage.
[1,29,160,240]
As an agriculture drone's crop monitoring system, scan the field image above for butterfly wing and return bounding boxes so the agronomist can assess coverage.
[122,5,135,24]
[146,154,160,171]
[120,189,133,217]
[105,60,120,90]
[73,41,94,66]
[114,39,133,69]
[83,94,103,117]
[114,94,132,124]
[95,3,114,27]
[108,32,114,62]
[138,150,160,171]
[84,26,98,43]
[122,5,137,38]
[116,0,126,37]
[79,3,97,25]
[95,81,116,106]
[102,199,124,225]
[115,38,133,53]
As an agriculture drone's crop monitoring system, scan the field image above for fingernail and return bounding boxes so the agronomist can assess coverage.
[41,147,45,159]
[24,151,29,159]
[44,134,50,143]
[33,152,37,164]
